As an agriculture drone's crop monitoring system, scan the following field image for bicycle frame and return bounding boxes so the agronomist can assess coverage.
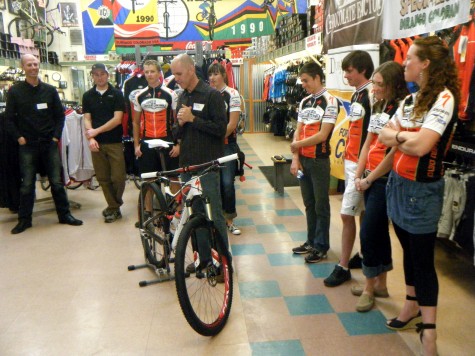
[141,153,239,250]
[16,0,64,37]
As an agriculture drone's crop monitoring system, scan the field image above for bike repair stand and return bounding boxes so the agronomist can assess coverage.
[127,231,175,287]
[128,262,175,287]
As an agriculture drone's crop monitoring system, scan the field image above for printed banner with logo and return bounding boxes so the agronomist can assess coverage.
[323,0,384,51]
[81,0,307,55]
[382,0,471,40]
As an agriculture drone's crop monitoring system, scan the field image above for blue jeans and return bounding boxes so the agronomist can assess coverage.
[299,156,330,253]
[181,170,229,252]
[18,140,70,221]
[360,178,393,278]
[220,143,238,220]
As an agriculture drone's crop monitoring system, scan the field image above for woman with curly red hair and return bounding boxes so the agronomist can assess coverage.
[380,36,460,356]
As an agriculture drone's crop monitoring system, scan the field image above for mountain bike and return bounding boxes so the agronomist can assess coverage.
[131,151,237,336]
[8,0,65,47]
[196,0,219,40]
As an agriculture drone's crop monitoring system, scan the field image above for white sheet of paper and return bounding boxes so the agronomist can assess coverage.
[145,139,173,148]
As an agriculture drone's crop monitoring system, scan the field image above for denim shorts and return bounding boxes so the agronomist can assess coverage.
[386,171,444,234]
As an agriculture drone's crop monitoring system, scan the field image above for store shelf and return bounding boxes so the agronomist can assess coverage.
[58,60,120,67]
[0,57,62,70]
[256,39,306,63]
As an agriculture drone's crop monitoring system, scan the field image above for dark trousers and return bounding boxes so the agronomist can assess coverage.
[220,143,238,220]
[18,140,70,221]
[299,156,331,253]
[360,178,392,278]
[393,223,439,306]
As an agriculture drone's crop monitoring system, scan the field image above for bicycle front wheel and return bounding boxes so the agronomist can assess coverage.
[175,215,233,336]
[196,12,205,22]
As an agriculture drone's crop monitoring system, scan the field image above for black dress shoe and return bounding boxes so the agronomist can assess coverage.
[59,214,83,226]
[11,220,32,234]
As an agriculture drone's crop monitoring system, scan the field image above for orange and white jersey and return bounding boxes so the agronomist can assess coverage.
[391,89,457,182]
[345,82,374,163]
[298,89,339,158]
[366,100,399,172]
[133,85,177,139]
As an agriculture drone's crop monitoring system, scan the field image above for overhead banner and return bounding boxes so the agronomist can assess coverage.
[82,0,308,55]
[382,0,471,40]
[323,0,384,51]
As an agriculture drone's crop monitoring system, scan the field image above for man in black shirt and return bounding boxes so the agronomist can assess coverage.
[171,54,229,250]
[5,54,83,234]
[82,63,126,223]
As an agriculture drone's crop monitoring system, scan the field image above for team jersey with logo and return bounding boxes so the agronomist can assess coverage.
[133,85,177,139]
[220,86,241,144]
[391,89,457,182]
[298,89,339,158]
[345,82,374,163]
[366,100,399,172]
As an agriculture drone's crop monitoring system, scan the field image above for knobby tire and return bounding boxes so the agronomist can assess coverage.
[139,182,170,269]
[175,215,233,336]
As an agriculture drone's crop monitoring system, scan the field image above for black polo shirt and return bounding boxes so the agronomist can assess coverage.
[82,83,125,144]
[5,80,65,141]
[175,80,227,166]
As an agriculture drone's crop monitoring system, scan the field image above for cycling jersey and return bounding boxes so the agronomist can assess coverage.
[345,81,373,163]
[298,89,339,158]
[392,89,457,182]
[220,86,241,145]
[366,100,399,172]
[133,85,177,139]
[122,74,148,136]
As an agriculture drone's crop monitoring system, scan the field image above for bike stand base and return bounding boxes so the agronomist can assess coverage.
[128,263,175,287]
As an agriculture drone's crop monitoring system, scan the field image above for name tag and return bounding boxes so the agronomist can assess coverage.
[37,103,48,110]
[193,103,204,111]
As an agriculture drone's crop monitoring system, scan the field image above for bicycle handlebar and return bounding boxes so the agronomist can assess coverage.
[140,153,238,179]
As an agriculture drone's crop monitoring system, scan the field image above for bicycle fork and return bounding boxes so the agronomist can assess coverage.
[189,197,221,280]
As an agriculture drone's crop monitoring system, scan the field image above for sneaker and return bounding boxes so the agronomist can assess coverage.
[324,265,351,287]
[228,224,241,235]
[292,242,313,254]
[304,249,327,263]
[102,208,112,217]
[105,210,122,223]
[348,252,363,269]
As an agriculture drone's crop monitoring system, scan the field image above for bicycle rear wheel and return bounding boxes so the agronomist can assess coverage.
[175,215,233,336]
[8,18,35,40]
[139,182,170,269]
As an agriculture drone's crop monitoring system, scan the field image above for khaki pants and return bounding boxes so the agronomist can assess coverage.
[91,143,126,211]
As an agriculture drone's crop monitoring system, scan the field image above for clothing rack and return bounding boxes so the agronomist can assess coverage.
[134,41,225,67]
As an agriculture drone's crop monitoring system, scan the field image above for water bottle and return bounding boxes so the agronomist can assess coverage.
[296,170,304,179]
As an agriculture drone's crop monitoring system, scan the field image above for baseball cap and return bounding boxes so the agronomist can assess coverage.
[91,63,109,74]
